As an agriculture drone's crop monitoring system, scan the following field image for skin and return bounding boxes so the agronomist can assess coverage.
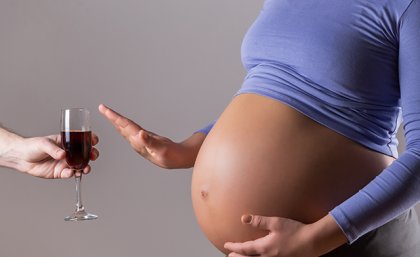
[98,103,349,256]
[224,214,347,257]
[98,104,205,169]
[0,127,99,179]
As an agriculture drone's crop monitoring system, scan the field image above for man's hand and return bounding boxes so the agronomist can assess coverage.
[8,134,99,179]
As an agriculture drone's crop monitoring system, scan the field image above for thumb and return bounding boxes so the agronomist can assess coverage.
[241,214,273,230]
[139,130,160,156]
[38,138,66,160]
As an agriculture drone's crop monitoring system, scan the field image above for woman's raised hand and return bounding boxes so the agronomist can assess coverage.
[98,104,204,169]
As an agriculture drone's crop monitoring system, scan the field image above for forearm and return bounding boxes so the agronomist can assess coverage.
[175,120,215,168]
[0,127,24,170]
[308,214,348,256]
[174,132,206,169]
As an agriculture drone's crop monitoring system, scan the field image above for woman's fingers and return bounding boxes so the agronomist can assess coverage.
[99,104,156,155]
[225,241,261,256]
[99,104,142,139]
[98,104,177,168]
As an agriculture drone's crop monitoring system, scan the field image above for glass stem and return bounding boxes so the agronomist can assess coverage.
[75,171,85,212]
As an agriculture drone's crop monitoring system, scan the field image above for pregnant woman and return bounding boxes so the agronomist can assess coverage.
[100,0,420,256]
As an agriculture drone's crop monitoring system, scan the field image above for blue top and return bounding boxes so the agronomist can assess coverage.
[197,0,420,243]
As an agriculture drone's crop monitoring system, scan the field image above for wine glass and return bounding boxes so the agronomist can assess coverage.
[61,108,98,221]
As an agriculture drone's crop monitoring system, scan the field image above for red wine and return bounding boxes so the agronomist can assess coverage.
[61,131,92,170]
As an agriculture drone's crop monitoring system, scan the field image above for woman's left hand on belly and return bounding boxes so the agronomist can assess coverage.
[224,213,348,257]
[224,214,315,257]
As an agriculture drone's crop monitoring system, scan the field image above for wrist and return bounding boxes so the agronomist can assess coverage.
[176,133,206,169]
[0,129,25,171]
[307,214,348,256]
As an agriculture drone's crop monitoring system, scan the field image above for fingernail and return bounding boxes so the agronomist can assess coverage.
[242,214,253,224]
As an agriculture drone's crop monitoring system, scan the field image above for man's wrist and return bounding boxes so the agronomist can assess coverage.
[0,128,25,171]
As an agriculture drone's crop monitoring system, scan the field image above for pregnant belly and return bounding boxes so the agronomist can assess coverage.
[191,94,394,254]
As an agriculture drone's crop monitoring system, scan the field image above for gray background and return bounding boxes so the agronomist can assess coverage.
[0,1,418,257]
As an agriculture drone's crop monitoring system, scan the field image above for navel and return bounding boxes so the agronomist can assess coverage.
[200,185,209,200]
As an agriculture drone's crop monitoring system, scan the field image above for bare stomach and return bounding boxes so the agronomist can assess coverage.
[191,93,394,254]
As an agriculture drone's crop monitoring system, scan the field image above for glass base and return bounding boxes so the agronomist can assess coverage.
[65,210,98,221]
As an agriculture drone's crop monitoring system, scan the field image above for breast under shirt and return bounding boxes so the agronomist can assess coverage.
[197,0,420,243]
